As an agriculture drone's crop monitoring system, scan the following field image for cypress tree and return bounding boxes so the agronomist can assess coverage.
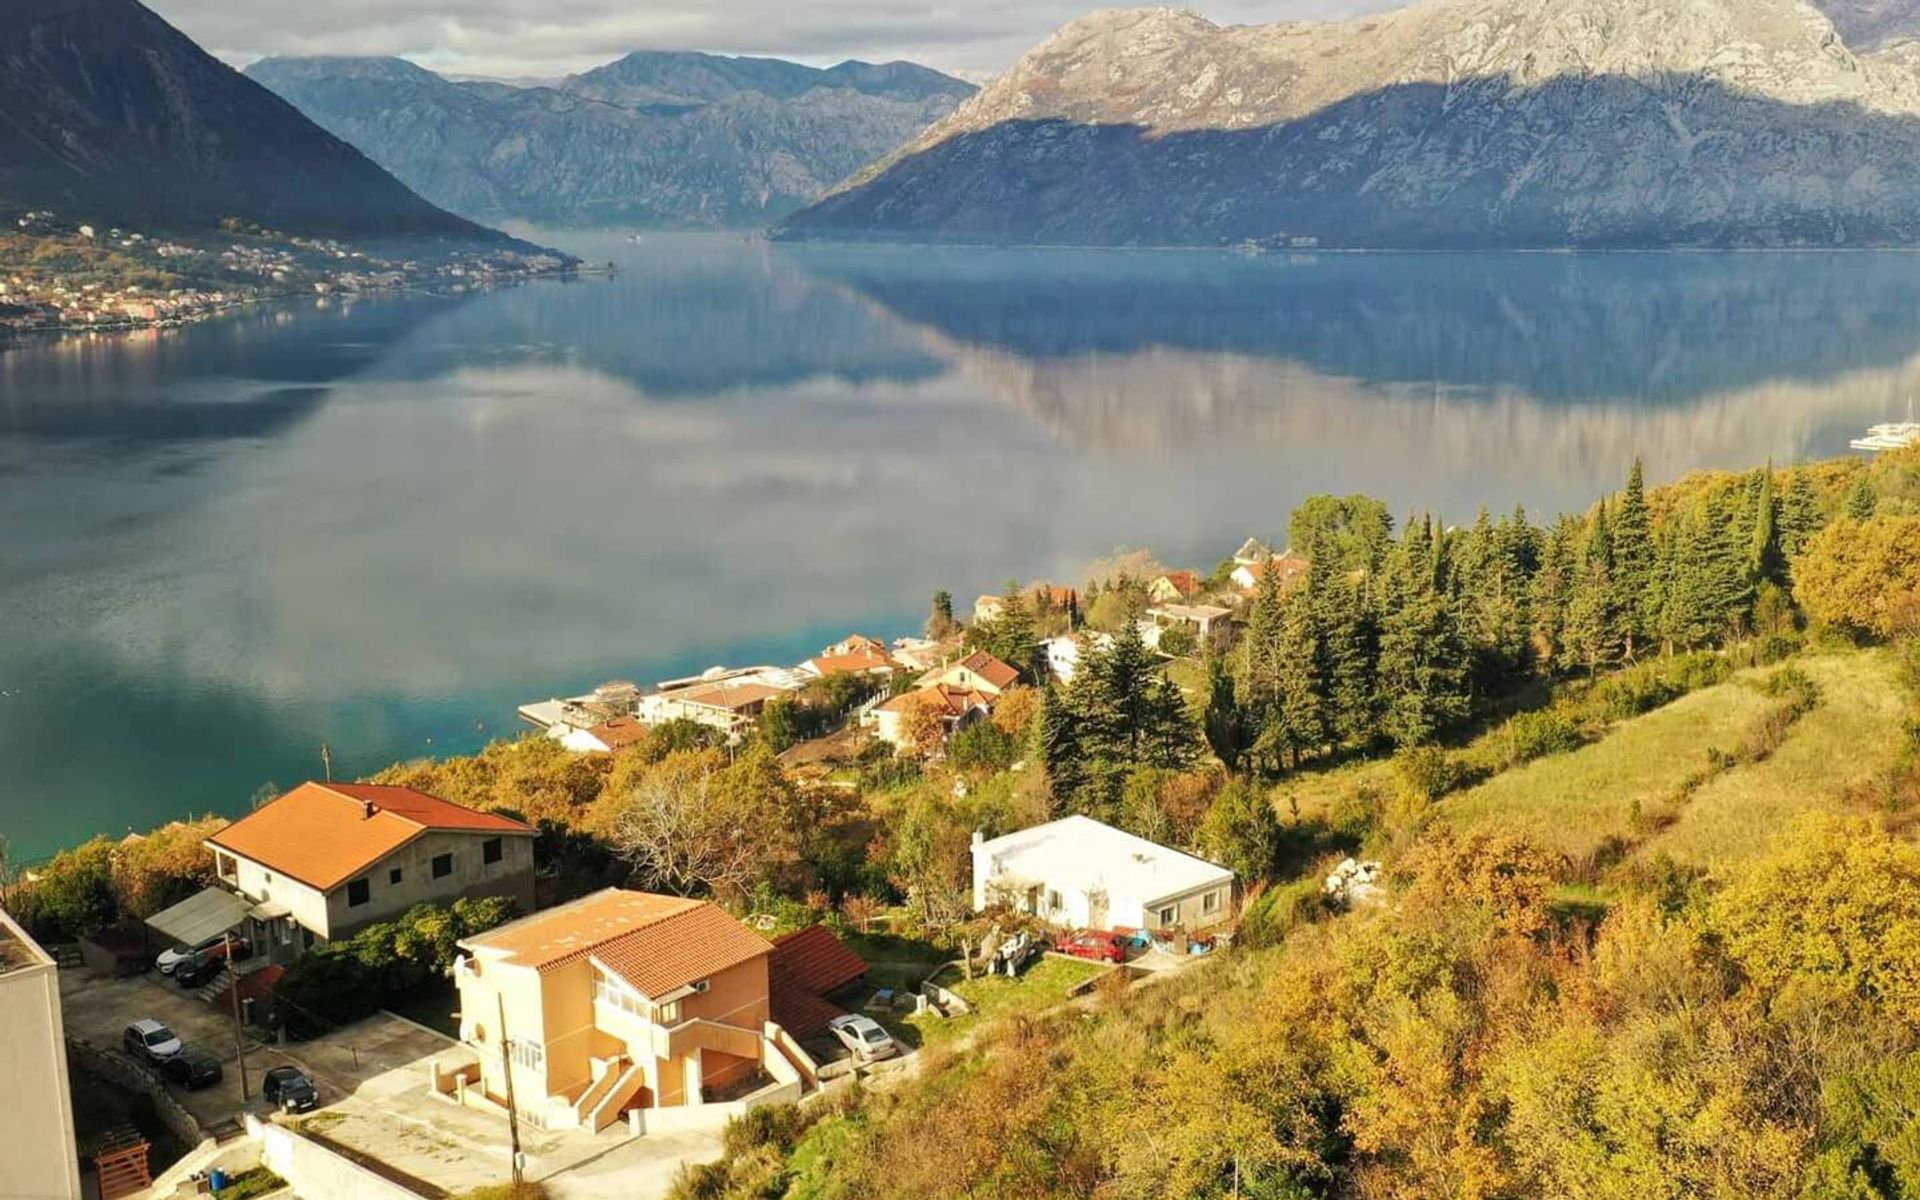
[1749,463,1784,588]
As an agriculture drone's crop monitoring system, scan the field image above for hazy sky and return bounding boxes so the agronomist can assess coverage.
[146,0,1396,82]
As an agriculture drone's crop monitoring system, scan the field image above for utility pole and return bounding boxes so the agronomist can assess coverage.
[496,993,523,1186]
[224,931,251,1101]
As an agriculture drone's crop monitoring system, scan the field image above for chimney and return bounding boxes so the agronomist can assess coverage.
[364,800,376,819]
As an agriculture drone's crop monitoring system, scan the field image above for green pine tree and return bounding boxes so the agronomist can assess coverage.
[1272,595,1328,769]
[1846,474,1877,520]
[1377,523,1472,748]
[1749,463,1785,588]
[1779,469,1824,563]
[1614,457,1657,658]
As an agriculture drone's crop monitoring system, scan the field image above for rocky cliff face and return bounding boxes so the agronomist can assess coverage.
[781,0,1920,248]
[0,0,503,240]
[1814,0,1920,46]
[247,53,974,229]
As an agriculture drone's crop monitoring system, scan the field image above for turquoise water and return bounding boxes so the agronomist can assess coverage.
[1,233,1910,858]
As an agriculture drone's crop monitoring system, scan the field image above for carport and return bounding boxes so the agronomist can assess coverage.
[146,887,250,954]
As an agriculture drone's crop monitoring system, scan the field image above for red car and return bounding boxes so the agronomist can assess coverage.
[1054,930,1128,964]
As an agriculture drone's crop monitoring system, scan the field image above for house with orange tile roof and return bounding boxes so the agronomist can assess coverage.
[1231,550,1311,594]
[822,634,887,658]
[796,645,898,680]
[870,682,995,750]
[556,715,652,754]
[768,925,870,1039]
[449,889,814,1132]
[639,678,787,734]
[1148,570,1202,603]
[914,648,1020,697]
[972,593,1005,624]
[204,781,535,959]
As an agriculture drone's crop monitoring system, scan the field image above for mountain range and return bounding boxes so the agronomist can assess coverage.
[0,0,506,243]
[245,53,975,229]
[780,0,1920,248]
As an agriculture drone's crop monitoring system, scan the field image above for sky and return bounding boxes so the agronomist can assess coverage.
[146,0,1397,83]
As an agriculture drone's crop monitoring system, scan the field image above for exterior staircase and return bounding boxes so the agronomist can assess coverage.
[193,964,236,1006]
[581,1059,647,1131]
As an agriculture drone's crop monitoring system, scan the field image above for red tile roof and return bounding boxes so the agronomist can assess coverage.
[1155,570,1200,597]
[206,782,532,892]
[770,925,869,997]
[585,717,651,750]
[767,925,867,1037]
[918,649,1019,692]
[805,648,898,676]
[464,888,773,999]
[769,982,848,1039]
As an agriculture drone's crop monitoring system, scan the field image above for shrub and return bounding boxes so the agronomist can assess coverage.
[1236,877,1327,949]
[1504,709,1585,767]
[1393,745,1457,805]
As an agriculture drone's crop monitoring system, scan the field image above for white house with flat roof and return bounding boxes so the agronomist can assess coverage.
[970,815,1235,933]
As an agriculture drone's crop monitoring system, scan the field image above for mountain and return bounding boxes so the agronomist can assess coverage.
[0,0,507,241]
[779,0,1920,249]
[1813,0,1920,46]
[245,52,975,229]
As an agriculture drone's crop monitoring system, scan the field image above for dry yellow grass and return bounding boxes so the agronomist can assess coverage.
[1640,649,1908,871]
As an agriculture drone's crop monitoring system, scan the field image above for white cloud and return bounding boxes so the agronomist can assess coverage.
[146,0,1399,82]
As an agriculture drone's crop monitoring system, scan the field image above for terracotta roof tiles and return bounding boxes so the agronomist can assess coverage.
[206,782,531,893]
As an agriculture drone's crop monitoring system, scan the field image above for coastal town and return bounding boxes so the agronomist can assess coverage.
[3,535,1300,1200]
[6,442,1920,1200]
[0,209,576,336]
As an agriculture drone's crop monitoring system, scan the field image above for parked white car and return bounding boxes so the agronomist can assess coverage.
[827,1014,898,1062]
[156,933,223,976]
[122,1018,183,1064]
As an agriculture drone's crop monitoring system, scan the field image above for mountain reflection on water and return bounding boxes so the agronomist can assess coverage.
[1,232,1912,857]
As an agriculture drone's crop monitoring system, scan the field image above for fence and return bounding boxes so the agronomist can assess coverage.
[247,1113,429,1200]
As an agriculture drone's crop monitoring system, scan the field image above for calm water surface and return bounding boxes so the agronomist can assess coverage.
[2,233,1913,857]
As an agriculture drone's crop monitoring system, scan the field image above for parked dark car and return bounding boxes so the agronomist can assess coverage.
[1054,930,1128,963]
[263,1065,320,1113]
[159,1047,224,1090]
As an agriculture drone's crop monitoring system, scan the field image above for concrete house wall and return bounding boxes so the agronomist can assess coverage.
[325,829,535,936]
[0,912,82,1200]
[217,830,534,945]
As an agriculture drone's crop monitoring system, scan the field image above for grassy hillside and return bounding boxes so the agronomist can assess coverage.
[1441,650,1908,872]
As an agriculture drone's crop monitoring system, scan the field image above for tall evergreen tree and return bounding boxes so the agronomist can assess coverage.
[926,590,956,639]
[1846,474,1877,520]
[1749,463,1785,588]
[1034,681,1084,814]
[1270,595,1328,769]
[1377,521,1472,747]
[1614,457,1657,658]
[978,580,1038,679]
[1531,517,1580,673]
[1201,654,1247,770]
[1779,469,1824,563]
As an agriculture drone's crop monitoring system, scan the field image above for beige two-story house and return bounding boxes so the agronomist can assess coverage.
[450,888,814,1132]
[205,781,536,960]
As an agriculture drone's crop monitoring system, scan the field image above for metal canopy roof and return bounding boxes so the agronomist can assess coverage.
[145,887,249,948]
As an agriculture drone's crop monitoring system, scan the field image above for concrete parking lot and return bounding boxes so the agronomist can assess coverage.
[59,966,723,1198]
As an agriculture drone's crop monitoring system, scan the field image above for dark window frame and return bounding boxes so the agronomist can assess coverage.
[346,877,371,908]
[432,853,453,879]
[482,837,503,865]
[389,866,403,886]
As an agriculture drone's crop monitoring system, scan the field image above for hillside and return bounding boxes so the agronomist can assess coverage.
[0,0,511,242]
[245,52,975,229]
[780,0,1920,247]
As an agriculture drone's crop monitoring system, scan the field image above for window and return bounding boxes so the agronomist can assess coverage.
[389,867,403,885]
[1046,889,1062,912]
[264,872,274,884]
[1157,906,1177,927]
[432,853,453,879]
[508,1039,544,1072]
[1202,891,1220,915]
[482,838,503,865]
[657,999,682,1025]
[346,878,370,908]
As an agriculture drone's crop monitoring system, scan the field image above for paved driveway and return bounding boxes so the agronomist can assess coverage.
[60,966,725,1198]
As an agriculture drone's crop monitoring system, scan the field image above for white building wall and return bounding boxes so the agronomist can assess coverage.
[0,913,82,1200]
